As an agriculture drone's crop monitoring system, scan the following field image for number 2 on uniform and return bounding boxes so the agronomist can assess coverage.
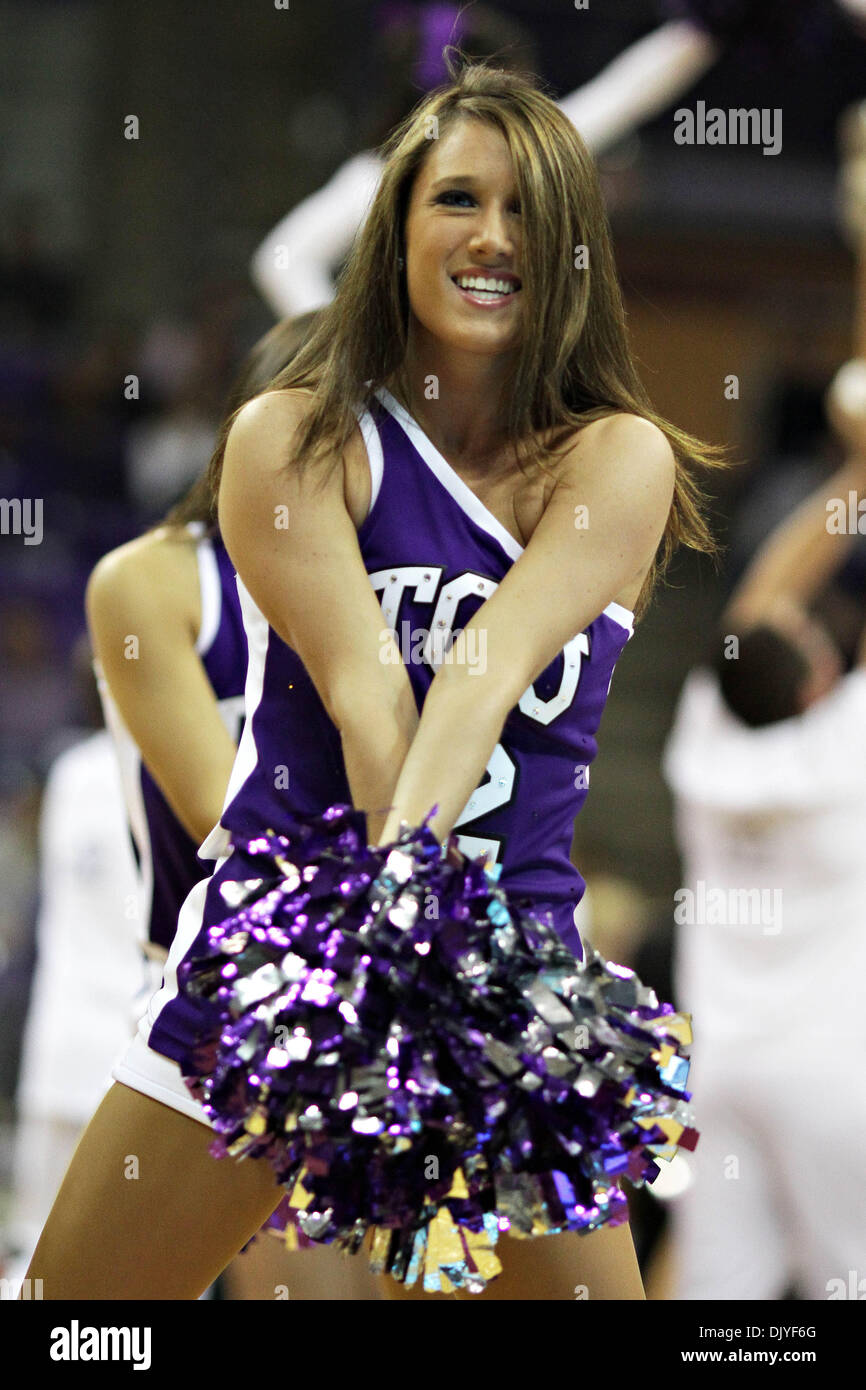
[370,564,590,866]
[454,630,590,864]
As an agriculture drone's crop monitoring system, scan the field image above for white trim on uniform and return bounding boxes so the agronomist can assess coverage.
[374,385,524,562]
[372,385,635,636]
[113,1029,212,1127]
[353,402,385,519]
[603,601,635,636]
[95,669,154,945]
[114,872,225,1126]
[195,535,222,655]
[196,577,269,863]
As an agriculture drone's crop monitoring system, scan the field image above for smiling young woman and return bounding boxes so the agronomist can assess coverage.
[26,57,726,1302]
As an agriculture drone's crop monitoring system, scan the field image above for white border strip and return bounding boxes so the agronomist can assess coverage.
[373,386,636,635]
[194,537,221,655]
[373,385,524,561]
[353,402,384,518]
[603,600,635,636]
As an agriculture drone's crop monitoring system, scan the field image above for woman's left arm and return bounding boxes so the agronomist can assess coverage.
[376,414,676,847]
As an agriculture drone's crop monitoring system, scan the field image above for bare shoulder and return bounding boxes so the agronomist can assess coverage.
[223,387,365,552]
[221,386,354,515]
[556,412,676,517]
[234,385,316,422]
[86,525,200,635]
[226,388,317,462]
[88,526,198,595]
[562,411,675,473]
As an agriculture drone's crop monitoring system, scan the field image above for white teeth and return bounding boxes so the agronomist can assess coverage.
[454,275,518,295]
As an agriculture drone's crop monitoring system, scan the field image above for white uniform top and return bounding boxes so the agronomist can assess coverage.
[15,730,143,1122]
[662,666,866,1049]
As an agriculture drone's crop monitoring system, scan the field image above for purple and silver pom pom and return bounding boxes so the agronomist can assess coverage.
[178,803,697,1294]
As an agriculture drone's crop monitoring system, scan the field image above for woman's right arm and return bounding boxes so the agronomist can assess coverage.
[218,390,420,843]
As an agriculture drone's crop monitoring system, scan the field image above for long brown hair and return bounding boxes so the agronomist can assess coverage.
[209,57,731,621]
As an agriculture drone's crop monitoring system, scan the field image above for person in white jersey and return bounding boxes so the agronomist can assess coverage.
[88,314,382,1300]
[2,649,142,1293]
[663,359,866,1300]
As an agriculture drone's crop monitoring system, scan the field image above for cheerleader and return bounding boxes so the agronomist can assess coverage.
[88,319,315,992]
[2,650,141,1292]
[86,313,381,1300]
[27,59,724,1300]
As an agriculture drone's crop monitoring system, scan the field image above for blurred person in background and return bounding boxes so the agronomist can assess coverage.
[1,640,141,1293]
[662,358,866,1300]
[0,761,41,1111]
[0,595,89,1128]
[86,310,381,1299]
[250,1,722,319]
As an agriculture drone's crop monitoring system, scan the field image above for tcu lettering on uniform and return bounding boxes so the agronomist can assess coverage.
[369,565,591,865]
